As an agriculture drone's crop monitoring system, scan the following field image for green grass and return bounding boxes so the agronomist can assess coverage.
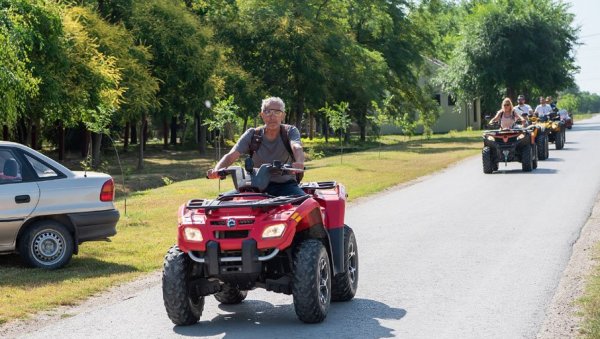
[0,130,481,324]
[574,113,599,121]
[580,241,600,338]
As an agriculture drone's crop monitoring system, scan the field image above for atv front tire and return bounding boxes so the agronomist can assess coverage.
[214,284,247,304]
[162,245,204,326]
[482,146,494,174]
[536,135,548,160]
[555,129,564,150]
[532,144,538,170]
[292,239,331,323]
[521,144,533,172]
[332,225,359,302]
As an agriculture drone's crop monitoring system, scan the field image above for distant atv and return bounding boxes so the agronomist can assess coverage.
[539,112,566,150]
[162,160,358,325]
[482,121,540,174]
[527,116,550,160]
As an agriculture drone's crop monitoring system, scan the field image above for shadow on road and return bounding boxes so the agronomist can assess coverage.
[542,157,565,162]
[493,168,558,175]
[570,123,600,132]
[172,298,406,339]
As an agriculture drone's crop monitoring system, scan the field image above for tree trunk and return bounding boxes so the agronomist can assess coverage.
[243,116,248,131]
[91,132,102,169]
[294,95,304,128]
[163,119,169,149]
[137,115,146,170]
[506,87,516,100]
[30,119,38,149]
[199,124,207,154]
[143,115,148,151]
[2,125,8,140]
[323,119,329,143]
[81,127,90,158]
[130,123,137,145]
[16,118,27,144]
[309,111,315,140]
[194,113,199,145]
[58,121,65,161]
[123,121,130,152]
[170,116,177,145]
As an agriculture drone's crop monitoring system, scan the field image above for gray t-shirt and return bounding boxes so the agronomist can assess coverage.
[233,125,301,183]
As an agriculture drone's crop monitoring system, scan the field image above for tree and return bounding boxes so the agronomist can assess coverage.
[440,0,579,112]
[130,0,219,156]
[203,95,239,160]
[320,101,351,163]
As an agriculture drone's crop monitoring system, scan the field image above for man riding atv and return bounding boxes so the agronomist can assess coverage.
[207,97,305,196]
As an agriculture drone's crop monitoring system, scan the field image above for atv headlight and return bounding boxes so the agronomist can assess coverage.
[262,223,286,239]
[486,135,495,141]
[517,134,525,140]
[184,227,203,242]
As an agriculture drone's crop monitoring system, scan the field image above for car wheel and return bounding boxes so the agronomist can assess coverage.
[292,239,331,323]
[332,225,359,302]
[18,220,74,269]
[482,147,494,174]
[214,284,247,304]
[162,245,204,326]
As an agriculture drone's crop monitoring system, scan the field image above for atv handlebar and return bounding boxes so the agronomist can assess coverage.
[206,162,304,180]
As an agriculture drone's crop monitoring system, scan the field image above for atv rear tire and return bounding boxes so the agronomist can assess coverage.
[482,146,494,174]
[214,284,247,304]
[521,144,533,172]
[555,129,564,150]
[292,239,331,323]
[162,245,204,326]
[532,144,538,170]
[536,135,548,160]
[332,226,358,302]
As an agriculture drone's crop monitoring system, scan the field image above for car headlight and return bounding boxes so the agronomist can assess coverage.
[184,227,203,242]
[262,223,286,239]
[486,136,495,141]
[517,134,525,140]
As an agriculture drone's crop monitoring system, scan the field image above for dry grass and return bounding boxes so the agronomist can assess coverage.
[0,131,481,324]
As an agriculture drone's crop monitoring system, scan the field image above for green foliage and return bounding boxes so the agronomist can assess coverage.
[320,102,351,141]
[439,0,579,111]
[558,93,580,114]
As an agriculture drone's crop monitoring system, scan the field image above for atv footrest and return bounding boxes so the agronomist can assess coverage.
[265,276,292,295]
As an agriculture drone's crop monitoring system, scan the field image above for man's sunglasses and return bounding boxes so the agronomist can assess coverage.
[263,109,284,116]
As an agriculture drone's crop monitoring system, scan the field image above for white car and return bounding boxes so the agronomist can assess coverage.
[0,141,119,269]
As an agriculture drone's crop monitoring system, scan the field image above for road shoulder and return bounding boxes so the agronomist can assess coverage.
[537,192,600,338]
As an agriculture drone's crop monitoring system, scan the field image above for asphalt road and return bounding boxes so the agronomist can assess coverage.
[18,116,600,339]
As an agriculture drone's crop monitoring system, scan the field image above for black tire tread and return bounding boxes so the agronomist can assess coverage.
[536,135,547,160]
[18,220,74,269]
[214,285,247,304]
[292,239,330,323]
[482,146,494,174]
[521,144,533,172]
[162,245,204,326]
[332,226,358,302]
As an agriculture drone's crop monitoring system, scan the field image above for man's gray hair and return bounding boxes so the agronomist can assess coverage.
[261,97,285,112]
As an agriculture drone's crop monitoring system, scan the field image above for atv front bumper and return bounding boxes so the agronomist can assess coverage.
[187,239,277,275]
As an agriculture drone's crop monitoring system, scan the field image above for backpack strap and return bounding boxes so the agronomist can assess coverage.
[248,127,264,157]
[279,124,296,162]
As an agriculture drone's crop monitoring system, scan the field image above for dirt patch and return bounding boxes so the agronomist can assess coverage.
[537,193,600,338]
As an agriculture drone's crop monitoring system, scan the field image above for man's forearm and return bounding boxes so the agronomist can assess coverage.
[292,146,305,164]
[214,152,236,170]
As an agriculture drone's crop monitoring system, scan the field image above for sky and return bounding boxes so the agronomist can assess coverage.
[569,0,600,94]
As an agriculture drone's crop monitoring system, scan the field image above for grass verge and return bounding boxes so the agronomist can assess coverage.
[580,243,600,337]
[0,130,481,324]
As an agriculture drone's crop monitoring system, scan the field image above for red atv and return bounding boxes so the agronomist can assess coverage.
[162,160,358,325]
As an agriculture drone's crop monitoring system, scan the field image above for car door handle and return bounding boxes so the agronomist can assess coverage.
[15,195,31,204]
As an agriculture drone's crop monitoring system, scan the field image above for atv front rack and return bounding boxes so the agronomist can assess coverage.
[186,194,310,211]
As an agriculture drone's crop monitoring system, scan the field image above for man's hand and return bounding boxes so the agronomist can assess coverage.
[206,169,221,179]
